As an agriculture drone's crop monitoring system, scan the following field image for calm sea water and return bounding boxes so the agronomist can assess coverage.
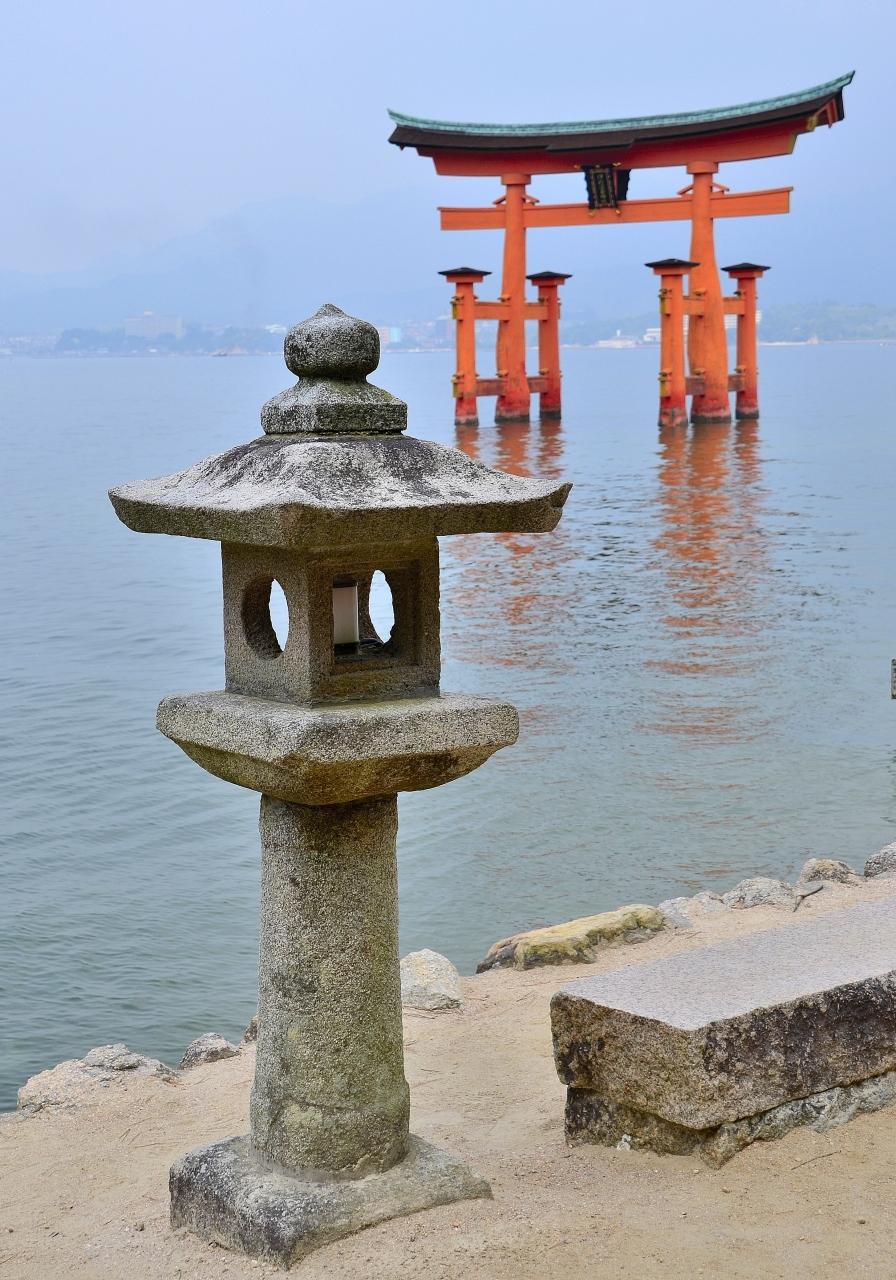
[2,345,895,1108]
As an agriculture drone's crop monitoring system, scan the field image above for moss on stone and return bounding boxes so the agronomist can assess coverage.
[478,905,666,972]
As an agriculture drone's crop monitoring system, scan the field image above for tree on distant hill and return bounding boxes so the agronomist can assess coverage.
[760,305,896,342]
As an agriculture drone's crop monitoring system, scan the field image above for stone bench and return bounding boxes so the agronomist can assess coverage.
[550,899,896,1165]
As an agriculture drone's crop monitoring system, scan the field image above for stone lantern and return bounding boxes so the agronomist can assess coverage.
[109,304,569,1266]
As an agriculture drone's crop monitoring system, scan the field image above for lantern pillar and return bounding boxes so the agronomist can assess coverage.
[646,259,696,428]
[250,794,407,1174]
[686,162,731,424]
[723,262,769,419]
[495,173,532,422]
[527,271,571,419]
[440,266,490,427]
[109,303,570,1268]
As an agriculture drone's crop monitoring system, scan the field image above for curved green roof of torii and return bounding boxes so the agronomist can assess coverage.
[388,72,853,151]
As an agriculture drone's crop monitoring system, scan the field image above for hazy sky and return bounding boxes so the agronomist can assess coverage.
[2,0,890,292]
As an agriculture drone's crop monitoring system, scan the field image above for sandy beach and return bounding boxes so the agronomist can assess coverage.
[4,874,896,1280]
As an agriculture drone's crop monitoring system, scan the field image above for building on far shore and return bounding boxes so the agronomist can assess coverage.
[641,312,762,345]
[123,311,185,340]
[375,325,404,347]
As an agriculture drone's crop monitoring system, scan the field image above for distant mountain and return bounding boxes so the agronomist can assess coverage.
[0,188,455,332]
[1,179,888,333]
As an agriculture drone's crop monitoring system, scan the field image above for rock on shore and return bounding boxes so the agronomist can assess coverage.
[400,949,462,1010]
[477,904,666,972]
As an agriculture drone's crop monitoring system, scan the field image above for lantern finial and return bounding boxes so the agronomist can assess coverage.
[261,302,407,437]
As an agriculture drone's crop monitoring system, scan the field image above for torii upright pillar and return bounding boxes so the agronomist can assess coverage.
[495,174,533,422]
[686,162,732,425]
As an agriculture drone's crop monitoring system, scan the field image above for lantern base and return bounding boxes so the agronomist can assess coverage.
[170,1133,491,1267]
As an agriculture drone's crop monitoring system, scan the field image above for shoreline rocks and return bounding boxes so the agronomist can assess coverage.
[18,1043,177,1113]
[721,877,796,910]
[798,857,861,886]
[865,841,896,878]
[400,949,462,1010]
[477,840,892,972]
[14,839,896,1102]
[179,1033,240,1069]
[477,904,665,972]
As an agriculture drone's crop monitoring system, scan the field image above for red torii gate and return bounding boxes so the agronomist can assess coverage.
[388,73,852,427]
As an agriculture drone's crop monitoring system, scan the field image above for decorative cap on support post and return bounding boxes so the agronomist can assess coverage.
[644,258,699,272]
[109,303,570,1267]
[439,266,492,282]
[721,263,771,276]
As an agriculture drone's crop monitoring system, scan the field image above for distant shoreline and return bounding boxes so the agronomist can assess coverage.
[4,338,896,359]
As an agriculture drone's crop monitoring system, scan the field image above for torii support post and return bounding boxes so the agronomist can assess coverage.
[686,162,731,425]
[723,263,770,419]
[646,259,697,428]
[440,267,491,426]
[496,174,532,422]
[527,271,571,419]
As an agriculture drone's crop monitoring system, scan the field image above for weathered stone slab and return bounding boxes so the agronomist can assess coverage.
[170,1133,491,1267]
[566,1069,896,1166]
[552,900,896,1130]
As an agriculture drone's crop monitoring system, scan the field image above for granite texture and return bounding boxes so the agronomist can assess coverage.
[109,301,565,1262]
[865,841,896,878]
[179,1034,240,1069]
[400,949,462,1010]
[109,302,570,541]
[284,305,380,380]
[109,433,570,548]
[797,858,860,885]
[221,538,441,705]
[250,796,408,1178]
[657,892,725,929]
[254,305,404,435]
[721,876,795,909]
[552,900,896,1129]
[477,904,666,972]
[156,690,519,805]
[565,1070,896,1167]
[18,1046,175,1112]
[170,1133,491,1267]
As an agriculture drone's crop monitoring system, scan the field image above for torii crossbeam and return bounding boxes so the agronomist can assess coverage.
[389,73,853,426]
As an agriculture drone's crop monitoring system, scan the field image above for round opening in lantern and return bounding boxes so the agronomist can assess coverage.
[367,570,395,645]
[242,575,289,659]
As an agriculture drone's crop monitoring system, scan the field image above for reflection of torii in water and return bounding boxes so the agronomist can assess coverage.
[646,420,771,740]
[389,74,852,426]
[444,420,575,670]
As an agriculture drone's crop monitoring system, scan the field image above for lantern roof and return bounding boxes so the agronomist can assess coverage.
[109,304,571,549]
